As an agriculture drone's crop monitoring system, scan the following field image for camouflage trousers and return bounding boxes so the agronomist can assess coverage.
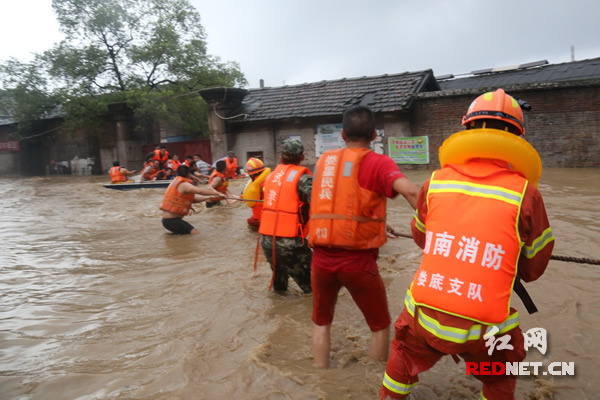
[260,235,312,293]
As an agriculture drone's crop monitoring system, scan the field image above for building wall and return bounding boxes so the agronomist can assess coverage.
[412,85,600,169]
[0,125,20,174]
[229,120,327,171]
[516,86,600,168]
[226,125,275,167]
[228,114,415,172]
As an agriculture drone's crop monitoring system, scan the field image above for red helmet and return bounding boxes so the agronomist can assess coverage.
[462,89,525,136]
[245,157,265,176]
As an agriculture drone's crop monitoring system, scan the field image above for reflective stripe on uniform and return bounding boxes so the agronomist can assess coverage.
[484,310,520,335]
[413,210,425,233]
[480,390,488,400]
[382,372,417,396]
[429,180,522,206]
[522,226,554,258]
[405,289,520,343]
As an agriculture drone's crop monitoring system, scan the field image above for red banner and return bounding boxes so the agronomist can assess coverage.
[0,141,20,151]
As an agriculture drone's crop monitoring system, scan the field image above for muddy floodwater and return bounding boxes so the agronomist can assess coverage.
[1,168,599,400]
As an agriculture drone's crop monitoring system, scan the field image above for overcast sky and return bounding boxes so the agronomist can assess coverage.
[2,0,599,89]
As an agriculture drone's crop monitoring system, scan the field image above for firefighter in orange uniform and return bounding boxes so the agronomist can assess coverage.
[258,139,313,293]
[160,165,224,235]
[109,161,136,183]
[380,89,555,400]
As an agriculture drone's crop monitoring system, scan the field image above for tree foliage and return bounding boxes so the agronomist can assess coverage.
[0,58,61,136]
[0,0,246,136]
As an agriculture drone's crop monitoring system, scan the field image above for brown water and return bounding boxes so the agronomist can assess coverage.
[0,169,598,400]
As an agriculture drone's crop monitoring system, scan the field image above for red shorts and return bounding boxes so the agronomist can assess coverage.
[311,264,391,332]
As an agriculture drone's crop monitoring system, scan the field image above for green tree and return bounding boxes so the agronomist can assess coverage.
[1,0,246,136]
[0,57,60,136]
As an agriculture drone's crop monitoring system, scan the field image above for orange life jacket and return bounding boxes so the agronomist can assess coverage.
[225,157,238,178]
[259,164,311,238]
[142,166,158,180]
[152,149,169,165]
[309,148,386,249]
[159,176,195,216]
[168,159,181,170]
[150,169,167,180]
[208,170,229,202]
[109,166,126,183]
[410,160,527,324]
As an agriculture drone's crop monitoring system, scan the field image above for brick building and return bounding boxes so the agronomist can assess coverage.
[2,57,599,175]
[201,57,600,171]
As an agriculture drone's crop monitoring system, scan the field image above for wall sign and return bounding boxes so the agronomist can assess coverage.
[388,136,429,164]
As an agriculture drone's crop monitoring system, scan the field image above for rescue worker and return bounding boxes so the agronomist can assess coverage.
[226,151,240,179]
[380,89,555,400]
[244,157,267,229]
[258,140,312,293]
[206,160,231,208]
[140,159,161,181]
[310,105,419,368]
[149,145,169,167]
[108,161,136,183]
[210,151,240,179]
[160,165,224,235]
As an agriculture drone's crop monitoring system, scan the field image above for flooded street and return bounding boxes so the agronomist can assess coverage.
[1,168,599,400]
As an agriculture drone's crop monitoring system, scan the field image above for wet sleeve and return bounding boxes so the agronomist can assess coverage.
[410,179,430,249]
[297,173,313,204]
[517,185,555,282]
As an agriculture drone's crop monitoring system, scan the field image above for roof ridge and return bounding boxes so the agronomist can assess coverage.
[248,69,432,91]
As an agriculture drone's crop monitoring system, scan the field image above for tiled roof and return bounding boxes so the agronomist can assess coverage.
[438,57,600,91]
[233,71,438,122]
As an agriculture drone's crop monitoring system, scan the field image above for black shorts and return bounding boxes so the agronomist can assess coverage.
[205,201,221,208]
[162,217,195,234]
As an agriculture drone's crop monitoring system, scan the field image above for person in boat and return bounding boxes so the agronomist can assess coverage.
[146,145,169,168]
[205,160,232,208]
[187,161,207,184]
[191,154,211,183]
[108,161,137,183]
[140,159,161,181]
[160,165,225,235]
[380,89,555,400]
[152,167,174,181]
[194,154,211,176]
[309,105,419,369]
[167,154,181,171]
[258,140,312,293]
[243,157,269,229]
